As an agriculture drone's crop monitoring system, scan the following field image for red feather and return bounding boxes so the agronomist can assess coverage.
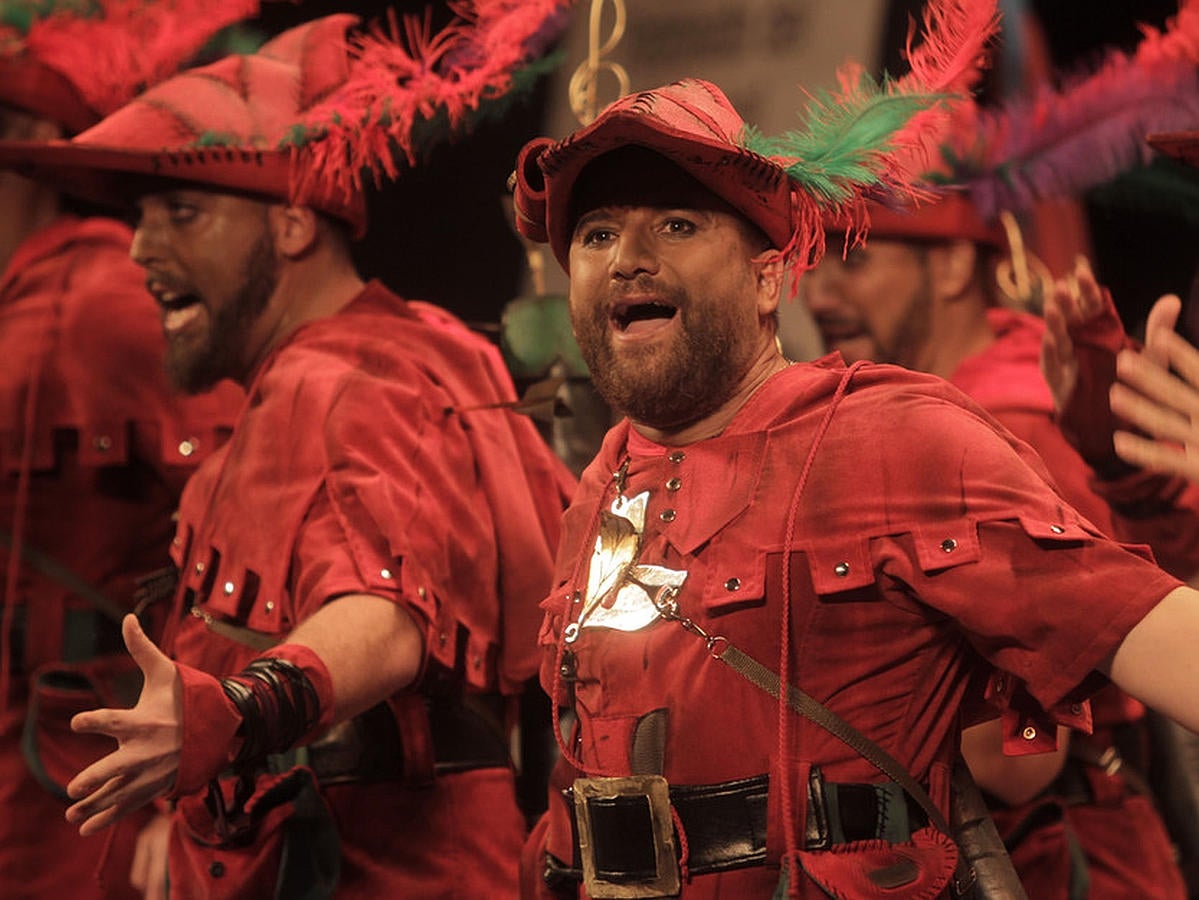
[955,0,1199,218]
[11,0,266,118]
[293,0,572,204]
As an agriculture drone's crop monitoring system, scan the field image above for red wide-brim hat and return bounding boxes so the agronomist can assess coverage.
[824,194,1008,249]
[1147,130,1199,167]
[0,140,366,235]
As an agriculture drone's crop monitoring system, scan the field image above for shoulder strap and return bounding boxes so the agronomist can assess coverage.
[714,641,979,898]
[0,527,125,623]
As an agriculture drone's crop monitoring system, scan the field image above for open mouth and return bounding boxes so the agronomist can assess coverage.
[148,281,204,336]
[611,300,678,332]
[814,317,865,344]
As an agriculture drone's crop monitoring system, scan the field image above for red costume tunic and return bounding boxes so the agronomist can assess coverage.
[527,357,1180,899]
[163,281,574,898]
[0,217,240,899]
[949,308,1184,899]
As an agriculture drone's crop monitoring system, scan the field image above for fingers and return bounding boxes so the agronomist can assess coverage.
[1115,343,1199,429]
[1111,379,1191,445]
[1072,256,1104,321]
[1145,294,1182,369]
[1113,430,1199,483]
[67,764,174,837]
[122,615,173,682]
[130,813,171,899]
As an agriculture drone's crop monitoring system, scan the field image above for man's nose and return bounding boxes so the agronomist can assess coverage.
[129,223,160,269]
[611,227,659,280]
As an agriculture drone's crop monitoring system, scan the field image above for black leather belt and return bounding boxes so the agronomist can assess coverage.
[546,770,929,888]
[272,694,512,786]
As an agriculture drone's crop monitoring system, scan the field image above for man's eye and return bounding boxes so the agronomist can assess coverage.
[167,202,198,223]
[663,218,696,236]
[581,227,614,246]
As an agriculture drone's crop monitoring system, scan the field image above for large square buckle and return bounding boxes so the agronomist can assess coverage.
[573,775,681,898]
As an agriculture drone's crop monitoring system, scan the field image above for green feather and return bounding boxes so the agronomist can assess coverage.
[740,70,947,205]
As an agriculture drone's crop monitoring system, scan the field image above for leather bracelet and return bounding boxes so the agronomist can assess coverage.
[220,657,321,769]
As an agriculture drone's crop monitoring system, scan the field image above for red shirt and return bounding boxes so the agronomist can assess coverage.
[0,217,241,899]
[534,358,1178,898]
[164,282,574,898]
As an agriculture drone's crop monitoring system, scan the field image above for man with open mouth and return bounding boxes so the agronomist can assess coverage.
[509,8,1199,898]
[0,5,576,898]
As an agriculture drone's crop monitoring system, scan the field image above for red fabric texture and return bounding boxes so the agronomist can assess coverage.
[0,216,241,899]
[163,281,573,896]
[172,663,240,799]
[948,308,1184,898]
[527,359,1179,898]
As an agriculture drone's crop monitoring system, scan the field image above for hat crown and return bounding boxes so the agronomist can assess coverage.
[0,0,263,130]
[76,15,355,153]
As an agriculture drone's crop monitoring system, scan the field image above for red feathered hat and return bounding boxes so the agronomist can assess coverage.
[826,195,1008,249]
[0,0,263,133]
[513,0,1001,276]
[0,1,573,236]
[1148,129,1199,165]
[513,80,797,269]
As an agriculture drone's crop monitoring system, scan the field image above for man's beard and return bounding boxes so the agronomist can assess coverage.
[166,232,277,393]
[879,280,934,370]
[573,287,755,431]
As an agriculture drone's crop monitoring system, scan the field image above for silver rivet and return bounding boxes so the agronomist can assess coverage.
[669,451,686,464]
[380,568,392,580]
[940,538,957,553]
[265,601,275,612]
[666,477,682,492]
[659,509,676,522]
[472,656,482,669]
[418,586,427,598]
[1022,726,1037,741]
[995,676,1006,693]
[1050,524,1065,534]
[222,580,235,595]
[93,435,112,451]
[172,537,181,546]
[1070,703,1083,716]
[439,632,447,646]
[178,439,196,457]
[194,562,205,574]
[833,562,850,577]
[724,578,741,592]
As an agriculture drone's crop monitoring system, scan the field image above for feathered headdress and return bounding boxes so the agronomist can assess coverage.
[0,0,266,133]
[0,1,573,235]
[512,0,1000,280]
[955,0,1199,220]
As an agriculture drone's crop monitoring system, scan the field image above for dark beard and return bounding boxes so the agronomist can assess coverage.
[166,232,277,393]
[574,292,752,431]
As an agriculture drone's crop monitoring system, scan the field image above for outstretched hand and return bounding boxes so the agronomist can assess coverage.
[1110,295,1199,484]
[65,615,183,837]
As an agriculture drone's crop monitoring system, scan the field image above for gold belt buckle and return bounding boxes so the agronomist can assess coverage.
[573,774,681,898]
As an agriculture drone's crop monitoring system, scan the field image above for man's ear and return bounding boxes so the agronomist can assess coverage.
[754,253,786,317]
[926,240,977,302]
[269,205,319,258]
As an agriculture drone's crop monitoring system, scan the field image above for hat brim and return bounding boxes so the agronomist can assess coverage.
[1147,130,1199,169]
[0,139,367,237]
[825,195,1007,249]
